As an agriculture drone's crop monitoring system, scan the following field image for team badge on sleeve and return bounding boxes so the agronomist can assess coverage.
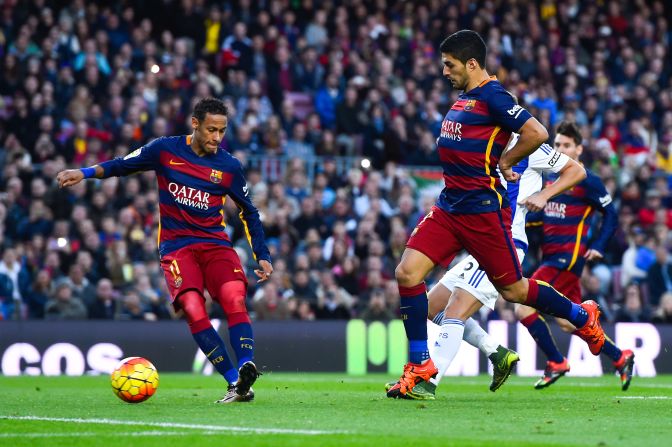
[210,169,223,184]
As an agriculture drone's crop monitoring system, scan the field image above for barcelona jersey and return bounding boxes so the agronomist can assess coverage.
[99,135,271,261]
[436,78,532,214]
[537,169,617,275]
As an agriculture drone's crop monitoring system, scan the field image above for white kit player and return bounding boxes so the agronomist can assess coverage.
[387,134,586,395]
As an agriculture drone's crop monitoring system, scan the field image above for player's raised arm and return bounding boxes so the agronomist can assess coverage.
[56,138,162,188]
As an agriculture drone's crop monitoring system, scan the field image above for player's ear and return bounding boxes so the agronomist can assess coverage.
[191,116,199,130]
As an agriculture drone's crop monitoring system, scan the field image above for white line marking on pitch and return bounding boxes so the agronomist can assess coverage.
[0,416,347,436]
[0,431,217,438]
[613,396,671,400]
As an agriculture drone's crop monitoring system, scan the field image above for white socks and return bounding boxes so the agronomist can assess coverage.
[430,318,465,386]
[463,317,499,357]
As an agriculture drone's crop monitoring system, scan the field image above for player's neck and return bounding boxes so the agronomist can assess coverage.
[189,134,208,157]
[464,70,492,92]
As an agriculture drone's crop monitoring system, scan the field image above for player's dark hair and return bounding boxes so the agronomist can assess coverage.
[192,98,228,121]
[556,121,583,145]
[439,30,487,67]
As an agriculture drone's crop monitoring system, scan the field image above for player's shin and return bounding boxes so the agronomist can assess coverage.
[228,316,254,367]
[218,281,254,367]
[524,279,588,328]
[521,312,564,363]
[190,317,238,384]
[463,317,498,357]
[430,318,465,386]
[399,283,430,364]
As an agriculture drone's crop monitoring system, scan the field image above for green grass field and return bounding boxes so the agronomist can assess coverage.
[1,373,671,447]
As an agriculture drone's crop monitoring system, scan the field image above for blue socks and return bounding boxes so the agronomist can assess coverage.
[190,318,238,384]
[526,279,588,328]
[399,283,429,364]
[600,335,622,362]
[521,313,565,363]
[228,321,254,367]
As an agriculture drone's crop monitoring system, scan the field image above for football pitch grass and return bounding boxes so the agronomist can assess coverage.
[1,373,671,447]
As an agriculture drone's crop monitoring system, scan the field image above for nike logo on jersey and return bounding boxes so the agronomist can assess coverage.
[169,159,185,165]
[493,273,508,281]
[239,337,253,342]
[234,269,243,273]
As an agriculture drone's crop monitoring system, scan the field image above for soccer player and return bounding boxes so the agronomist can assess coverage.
[385,132,586,397]
[57,98,273,403]
[516,121,635,390]
[387,30,606,400]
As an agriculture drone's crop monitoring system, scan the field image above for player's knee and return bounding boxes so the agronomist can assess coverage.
[179,292,207,324]
[395,263,420,286]
[515,304,535,321]
[498,280,527,304]
[222,294,248,315]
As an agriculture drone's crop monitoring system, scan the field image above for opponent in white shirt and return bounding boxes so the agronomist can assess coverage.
[384,135,585,396]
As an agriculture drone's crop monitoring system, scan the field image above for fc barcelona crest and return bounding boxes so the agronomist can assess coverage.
[210,169,223,184]
[464,99,477,111]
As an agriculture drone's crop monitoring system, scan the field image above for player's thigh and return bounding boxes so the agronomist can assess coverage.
[443,287,485,321]
[200,244,248,301]
[461,208,523,289]
[160,246,205,303]
[404,206,462,271]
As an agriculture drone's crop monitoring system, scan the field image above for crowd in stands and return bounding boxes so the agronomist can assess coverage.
[1,0,672,325]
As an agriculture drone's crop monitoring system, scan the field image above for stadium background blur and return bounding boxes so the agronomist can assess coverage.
[0,0,671,327]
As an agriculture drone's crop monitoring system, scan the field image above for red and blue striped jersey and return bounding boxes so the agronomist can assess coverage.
[436,78,532,214]
[99,135,271,261]
[537,169,617,275]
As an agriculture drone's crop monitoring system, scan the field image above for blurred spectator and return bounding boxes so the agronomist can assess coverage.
[652,292,672,324]
[360,288,395,321]
[88,278,118,319]
[44,280,87,320]
[615,284,650,323]
[646,247,672,309]
[2,0,672,324]
[252,281,290,320]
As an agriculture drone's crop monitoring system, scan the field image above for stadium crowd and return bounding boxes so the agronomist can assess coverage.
[1,0,672,325]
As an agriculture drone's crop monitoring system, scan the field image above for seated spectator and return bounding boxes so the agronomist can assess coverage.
[360,288,395,321]
[88,278,119,319]
[44,280,88,320]
[252,281,290,320]
[646,247,672,308]
[615,284,650,323]
[652,292,672,324]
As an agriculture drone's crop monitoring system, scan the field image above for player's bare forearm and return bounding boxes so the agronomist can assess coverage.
[500,118,549,169]
[539,159,586,201]
[56,166,104,188]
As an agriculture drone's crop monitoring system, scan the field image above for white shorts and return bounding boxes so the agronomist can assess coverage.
[438,248,526,310]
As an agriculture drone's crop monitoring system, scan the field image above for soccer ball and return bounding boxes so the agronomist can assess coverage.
[110,357,159,403]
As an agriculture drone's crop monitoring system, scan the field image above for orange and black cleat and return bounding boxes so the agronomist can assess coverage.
[573,300,605,355]
[386,358,438,400]
[534,358,570,389]
[614,349,635,391]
